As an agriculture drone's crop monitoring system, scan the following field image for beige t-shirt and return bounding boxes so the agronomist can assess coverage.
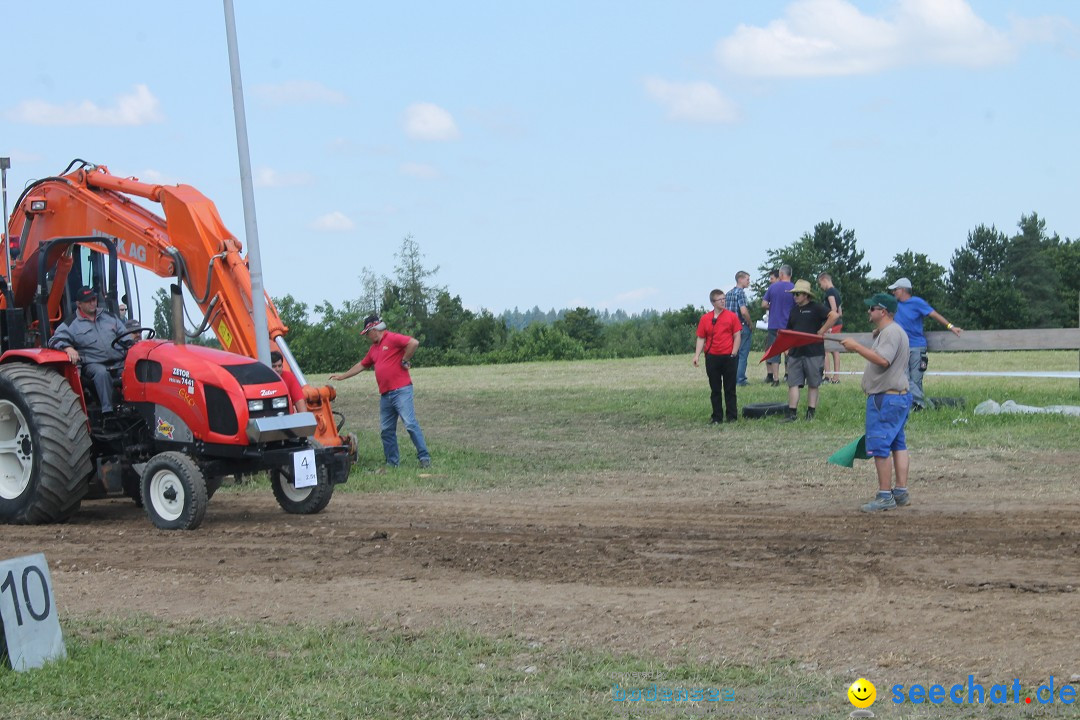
[861,320,910,394]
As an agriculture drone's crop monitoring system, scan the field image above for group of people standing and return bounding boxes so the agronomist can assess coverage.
[693,266,845,425]
[693,269,964,512]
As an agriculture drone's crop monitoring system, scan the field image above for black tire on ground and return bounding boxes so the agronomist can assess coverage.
[141,451,208,530]
[0,363,93,524]
[270,442,334,515]
[742,402,789,420]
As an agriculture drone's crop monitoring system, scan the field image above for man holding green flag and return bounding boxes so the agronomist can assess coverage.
[840,292,912,512]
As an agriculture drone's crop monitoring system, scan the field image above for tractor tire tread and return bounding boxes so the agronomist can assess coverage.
[0,364,92,524]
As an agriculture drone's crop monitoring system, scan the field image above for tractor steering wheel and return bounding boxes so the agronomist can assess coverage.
[111,327,156,350]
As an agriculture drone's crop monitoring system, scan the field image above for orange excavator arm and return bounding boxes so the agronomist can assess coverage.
[2,160,349,451]
[4,162,286,354]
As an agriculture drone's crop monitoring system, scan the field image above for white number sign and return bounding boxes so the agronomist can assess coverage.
[0,553,66,671]
[293,448,318,488]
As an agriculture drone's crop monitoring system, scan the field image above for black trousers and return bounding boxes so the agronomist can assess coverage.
[705,353,738,422]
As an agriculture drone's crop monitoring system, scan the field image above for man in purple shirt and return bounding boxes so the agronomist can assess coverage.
[761,265,794,387]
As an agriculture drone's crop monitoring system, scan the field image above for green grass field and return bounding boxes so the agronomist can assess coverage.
[330,350,1079,493]
[2,350,1077,719]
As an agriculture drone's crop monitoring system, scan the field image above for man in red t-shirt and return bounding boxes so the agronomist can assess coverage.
[329,315,431,469]
[692,289,743,424]
[270,351,307,412]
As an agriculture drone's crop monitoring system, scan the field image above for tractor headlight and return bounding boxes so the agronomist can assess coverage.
[271,397,289,409]
[248,399,264,412]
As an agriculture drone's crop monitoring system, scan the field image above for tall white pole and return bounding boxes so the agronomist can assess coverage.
[1,157,11,286]
[223,0,271,364]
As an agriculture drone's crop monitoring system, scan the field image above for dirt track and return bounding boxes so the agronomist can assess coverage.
[3,479,1078,685]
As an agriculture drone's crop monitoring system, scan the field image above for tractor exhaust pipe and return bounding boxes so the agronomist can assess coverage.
[170,283,185,345]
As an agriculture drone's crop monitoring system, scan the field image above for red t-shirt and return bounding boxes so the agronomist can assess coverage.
[696,310,741,355]
[281,370,304,405]
[360,331,414,394]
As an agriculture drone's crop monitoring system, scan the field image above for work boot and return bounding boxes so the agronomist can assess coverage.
[781,407,798,423]
[805,407,816,421]
[861,493,897,512]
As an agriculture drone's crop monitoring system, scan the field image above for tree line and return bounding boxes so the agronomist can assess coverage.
[154,217,1079,373]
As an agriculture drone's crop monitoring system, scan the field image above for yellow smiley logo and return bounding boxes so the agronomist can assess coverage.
[848,678,876,708]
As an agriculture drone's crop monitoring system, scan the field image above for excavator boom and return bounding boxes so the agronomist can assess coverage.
[2,160,347,450]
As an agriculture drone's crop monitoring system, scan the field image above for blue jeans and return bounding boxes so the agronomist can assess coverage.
[379,384,430,466]
[736,325,752,385]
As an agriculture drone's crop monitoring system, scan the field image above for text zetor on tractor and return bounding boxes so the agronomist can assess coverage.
[0,160,355,530]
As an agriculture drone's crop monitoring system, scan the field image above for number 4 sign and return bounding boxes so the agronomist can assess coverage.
[293,448,318,489]
[0,553,66,671]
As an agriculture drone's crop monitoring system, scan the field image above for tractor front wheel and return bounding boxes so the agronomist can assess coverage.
[270,444,334,515]
[141,452,208,530]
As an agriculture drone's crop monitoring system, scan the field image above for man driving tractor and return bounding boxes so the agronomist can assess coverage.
[48,285,133,414]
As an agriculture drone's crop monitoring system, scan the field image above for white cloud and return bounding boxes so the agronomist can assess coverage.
[6,84,163,126]
[644,77,738,124]
[310,211,355,232]
[254,167,314,188]
[716,0,1014,77]
[399,162,441,180]
[253,80,346,106]
[403,102,460,141]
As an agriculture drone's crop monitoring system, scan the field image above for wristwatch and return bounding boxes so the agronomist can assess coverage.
[401,360,411,369]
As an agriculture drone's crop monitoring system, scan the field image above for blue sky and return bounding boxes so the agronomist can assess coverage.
[3,1,1077,319]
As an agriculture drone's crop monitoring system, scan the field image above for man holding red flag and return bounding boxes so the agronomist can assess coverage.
[693,289,743,424]
[841,292,911,512]
[781,280,838,422]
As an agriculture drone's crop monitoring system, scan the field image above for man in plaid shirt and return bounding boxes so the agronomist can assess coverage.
[726,271,754,386]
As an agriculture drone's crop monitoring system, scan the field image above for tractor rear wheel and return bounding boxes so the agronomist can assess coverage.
[0,364,93,524]
[270,442,334,515]
[141,451,208,530]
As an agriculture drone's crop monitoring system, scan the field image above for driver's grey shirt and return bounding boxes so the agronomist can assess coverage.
[49,309,131,364]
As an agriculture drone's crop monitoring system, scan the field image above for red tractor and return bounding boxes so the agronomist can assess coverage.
[0,161,354,529]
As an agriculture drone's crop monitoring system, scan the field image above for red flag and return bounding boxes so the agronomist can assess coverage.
[759,329,825,363]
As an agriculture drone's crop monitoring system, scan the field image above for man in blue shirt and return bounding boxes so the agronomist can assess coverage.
[887,277,963,411]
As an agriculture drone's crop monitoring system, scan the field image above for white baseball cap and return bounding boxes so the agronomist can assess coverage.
[887,277,912,290]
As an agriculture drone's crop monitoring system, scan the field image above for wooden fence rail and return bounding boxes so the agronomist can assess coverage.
[833,328,1080,352]
[832,327,1080,388]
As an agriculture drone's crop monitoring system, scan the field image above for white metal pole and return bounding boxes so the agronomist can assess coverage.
[1,157,11,286]
[223,0,272,365]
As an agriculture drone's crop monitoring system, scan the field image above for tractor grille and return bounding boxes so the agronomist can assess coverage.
[204,384,239,436]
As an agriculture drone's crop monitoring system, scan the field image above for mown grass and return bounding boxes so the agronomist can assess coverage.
[3,619,1069,719]
[0,618,857,720]
[280,350,1080,495]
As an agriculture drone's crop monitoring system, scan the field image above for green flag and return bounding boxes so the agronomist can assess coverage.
[828,435,870,468]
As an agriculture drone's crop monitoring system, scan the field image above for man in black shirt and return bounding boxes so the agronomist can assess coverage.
[782,280,839,422]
